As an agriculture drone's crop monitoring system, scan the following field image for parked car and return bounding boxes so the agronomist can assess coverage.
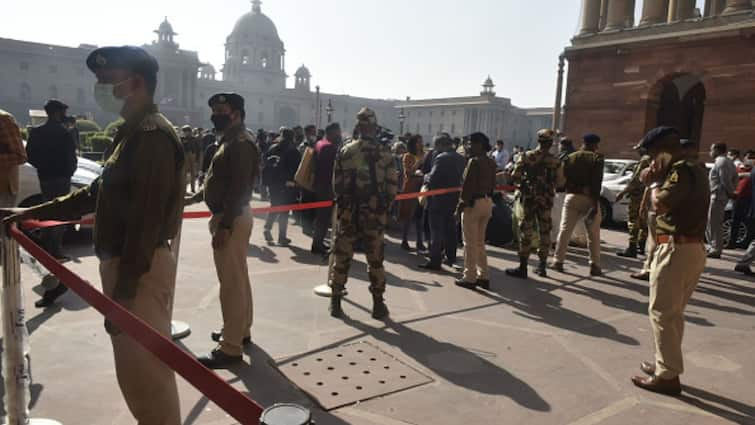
[603,159,637,182]
[600,174,632,224]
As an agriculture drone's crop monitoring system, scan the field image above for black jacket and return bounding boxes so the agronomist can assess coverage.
[425,150,465,212]
[263,140,301,189]
[26,120,77,180]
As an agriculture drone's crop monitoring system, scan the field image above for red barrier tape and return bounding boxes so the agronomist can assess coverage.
[20,185,516,230]
[8,225,264,424]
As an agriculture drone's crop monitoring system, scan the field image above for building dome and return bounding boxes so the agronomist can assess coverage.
[295,64,310,78]
[158,17,175,35]
[230,0,282,45]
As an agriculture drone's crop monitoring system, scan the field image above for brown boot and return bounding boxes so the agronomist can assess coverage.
[631,375,682,396]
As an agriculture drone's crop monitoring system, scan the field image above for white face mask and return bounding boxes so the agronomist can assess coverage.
[94,79,131,115]
[656,152,673,170]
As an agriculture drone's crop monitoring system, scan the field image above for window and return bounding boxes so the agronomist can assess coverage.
[439,123,444,131]
[20,83,30,100]
[49,85,58,99]
[259,98,264,105]
[77,88,85,105]
[258,111,264,123]
[260,54,268,69]
[440,110,445,117]
[416,123,420,133]
[429,111,433,117]
[20,62,28,71]
[428,123,432,133]
[49,65,57,73]
[451,123,456,133]
[452,110,457,116]
[242,49,250,65]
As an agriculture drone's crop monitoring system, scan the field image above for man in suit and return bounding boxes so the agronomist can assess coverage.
[419,133,466,270]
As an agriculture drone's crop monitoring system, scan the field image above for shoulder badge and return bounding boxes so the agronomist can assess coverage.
[668,171,679,184]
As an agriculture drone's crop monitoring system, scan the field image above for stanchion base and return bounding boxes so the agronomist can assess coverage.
[30,419,63,425]
[171,320,191,340]
[313,285,347,298]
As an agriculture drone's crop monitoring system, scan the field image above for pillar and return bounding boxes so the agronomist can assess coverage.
[669,0,696,20]
[552,54,565,131]
[605,0,629,30]
[599,0,610,30]
[579,0,602,34]
[705,0,726,16]
[640,0,670,25]
[722,0,752,14]
[625,0,636,27]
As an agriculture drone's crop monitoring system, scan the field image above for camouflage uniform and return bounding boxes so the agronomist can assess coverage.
[626,155,652,245]
[511,146,561,261]
[328,111,398,297]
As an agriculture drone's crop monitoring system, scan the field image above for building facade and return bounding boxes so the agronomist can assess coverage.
[563,0,755,157]
[395,77,543,149]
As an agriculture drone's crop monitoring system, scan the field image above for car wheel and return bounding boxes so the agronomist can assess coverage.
[600,198,612,227]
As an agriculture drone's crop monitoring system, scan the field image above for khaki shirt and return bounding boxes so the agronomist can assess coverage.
[202,124,260,228]
[29,104,185,298]
[564,149,604,199]
[460,154,497,205]
[655,159,710,238]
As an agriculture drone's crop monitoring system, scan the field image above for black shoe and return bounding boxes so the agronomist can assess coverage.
[418,262,442,271]
[551,262,564,272]
[505,257,528,279]
[416,243,427,253]
[476,279,491,290]
[735,264,754,276]
[617,245,637,258]
[210,330,251,345]
[34,283,68,308]
[534,261,547,277]
[590,265,603,276]
[444,258,456,267]
[278,237,292,247]
[371,296,389,320]
[197,349,243,369]
[400,241,411,251]
[706,251,721,259]
[311,245,328,255]
[637,241,646,256]
[455,279,477,289]
[330,295,343,318]
[263,230,273,242]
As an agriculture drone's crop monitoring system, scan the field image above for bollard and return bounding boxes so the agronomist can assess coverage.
[2,225,62,425]
[169,220,191,340]
[259,403,314,425]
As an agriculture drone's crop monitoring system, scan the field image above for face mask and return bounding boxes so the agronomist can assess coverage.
[211,114,232,131]
[745,159,754,167]
[94,80,130,115]
[656,152,673,170]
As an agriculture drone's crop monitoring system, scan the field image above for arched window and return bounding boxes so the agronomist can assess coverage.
[20,83,30,100]
[260,52,269,69]
[49,85,58,99]
[241,49,250,65]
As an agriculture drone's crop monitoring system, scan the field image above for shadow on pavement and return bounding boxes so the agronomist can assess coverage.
[678,384,755,424]
[341,300,551,412]
[248,244,278,264]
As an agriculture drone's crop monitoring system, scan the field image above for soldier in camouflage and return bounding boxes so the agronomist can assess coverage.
[616,152,652,258]
[328,107,398,319]
[506,129,561,278]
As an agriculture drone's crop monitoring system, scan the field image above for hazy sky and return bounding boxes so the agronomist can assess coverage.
[3,0,706,107]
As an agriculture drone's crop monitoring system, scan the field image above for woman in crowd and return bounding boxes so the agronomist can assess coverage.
[399,134,427,251]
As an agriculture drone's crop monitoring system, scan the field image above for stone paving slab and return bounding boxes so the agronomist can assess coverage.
[4,204,753,424]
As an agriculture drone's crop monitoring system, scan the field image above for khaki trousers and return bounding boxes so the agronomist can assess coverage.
[554,194,601,266]
[100,247,181,425]
[641,211,658,273]
[210,208,254,356]
[462,197,493,282]
[649,240,706,379]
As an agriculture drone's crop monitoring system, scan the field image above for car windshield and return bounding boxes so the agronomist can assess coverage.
[604,161,626,174]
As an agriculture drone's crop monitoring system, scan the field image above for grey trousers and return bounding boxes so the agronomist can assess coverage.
[706,198,727,254]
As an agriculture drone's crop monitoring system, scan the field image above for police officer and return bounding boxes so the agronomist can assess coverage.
[506,129,561,278]
[26,99,77,260]
[552,134,605,276]
[5,46,184,424]
[187,93,259,368]
[328,108,398,319]
[181,125,201,193]
[631,127,709,396]
[616,151,652,258]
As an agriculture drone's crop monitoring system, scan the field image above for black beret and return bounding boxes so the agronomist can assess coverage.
[44,99,68,111]
[469,132,492,151]
[583,133,601,144]
[635,126,679,150]
[208,93,245,111]
[86,46,159,79]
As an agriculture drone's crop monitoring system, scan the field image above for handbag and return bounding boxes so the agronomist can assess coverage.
[294,146,315,192]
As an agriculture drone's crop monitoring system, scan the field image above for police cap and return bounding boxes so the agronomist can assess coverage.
[208,93,245,111]
[44,99,68,113]
[634,126,679,150]
[583,133,601,145]
[86,46,159,79]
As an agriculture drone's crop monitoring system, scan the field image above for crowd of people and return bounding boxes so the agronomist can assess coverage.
[0,44,751,422]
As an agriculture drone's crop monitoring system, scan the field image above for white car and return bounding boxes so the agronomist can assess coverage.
[600,174,632,224]
[603,159,637,182]
[16,157,101,208]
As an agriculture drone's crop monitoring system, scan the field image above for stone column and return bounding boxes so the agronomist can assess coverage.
[605,0,629,30]
[625,0,636,27]
[579,0,602,34]
[722,0,752,14]
[669,0,696,20]
[705,0,726,16]
[640,0,670,25]
[552,54,565,130]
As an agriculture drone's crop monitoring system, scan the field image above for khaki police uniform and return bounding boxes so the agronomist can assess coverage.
[458,154,497,283]
[649,159,709,379]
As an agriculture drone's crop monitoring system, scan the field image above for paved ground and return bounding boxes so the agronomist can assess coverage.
[6,199,755,424]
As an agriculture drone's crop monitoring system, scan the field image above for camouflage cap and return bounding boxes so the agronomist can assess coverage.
[181,125,192,132]
[537,129,555,142]
[356,107,378,126]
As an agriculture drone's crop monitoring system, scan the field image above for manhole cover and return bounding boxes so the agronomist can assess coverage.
[275,341,433,410]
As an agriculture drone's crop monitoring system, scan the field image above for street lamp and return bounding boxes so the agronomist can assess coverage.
[326,99,334,123]
[398,108,406,135]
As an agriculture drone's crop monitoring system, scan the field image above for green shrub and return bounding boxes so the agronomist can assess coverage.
[90,133,113,153]
[20,128,29,141]
[104,119,124,137]
[75,119,101,133]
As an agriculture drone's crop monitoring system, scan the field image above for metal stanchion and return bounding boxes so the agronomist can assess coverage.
[2,225,62,424]
[260,403,313,425]
[169,219,191,340]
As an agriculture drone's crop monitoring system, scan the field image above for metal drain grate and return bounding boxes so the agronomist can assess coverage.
[275,341,433,410]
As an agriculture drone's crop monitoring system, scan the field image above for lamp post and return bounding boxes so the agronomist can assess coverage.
[326,99,334,124]
[398,108,406,135]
